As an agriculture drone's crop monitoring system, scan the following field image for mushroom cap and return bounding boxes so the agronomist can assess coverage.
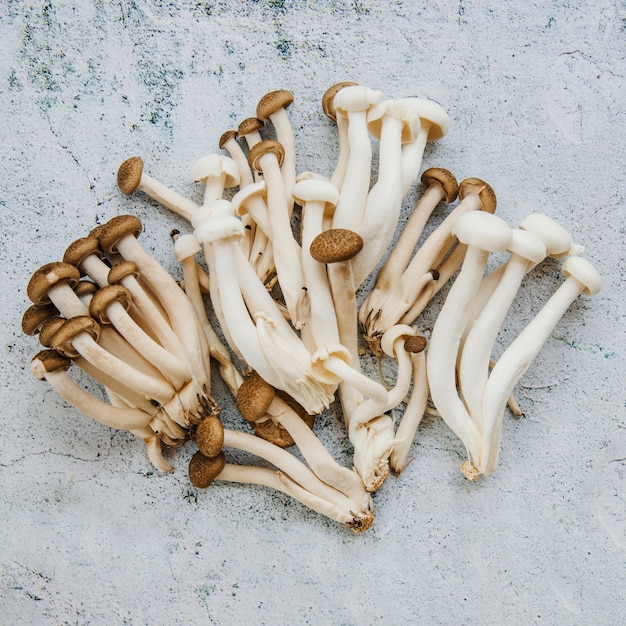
[256,89,294,120]
[38,316,67,347]
[507,229,547,264]
[108,260,139,284]
[194,415,225,458]
[190,154,240,189]
[89,285,132,324]
[218,130,237,149]
[30,349,72,380]
[292,178,340,211]
[367,98,450,143]
[237,117,264,137]
[50,315,101,358]
[74,280,98,300]
[117,157,144,195]
[322,81,359,122]
[561,256,602,296]
[188,450,226,488]
[22,302,59,335]
[63,236,103,272]
[452,211,512,252]
[519,213,578,258]
[194,211,244,244]
[380,324,416,358]
[404,335,427,354]
[98,215,143,255]
[27,261,81,305]
[231,181,267,218]
[458,178,497,214]
[173,233,201,262]
[247,139,285,172]
[309,228,364,263]
[236,371,276,423]
[421,167,459,203]
[333,85,384,115]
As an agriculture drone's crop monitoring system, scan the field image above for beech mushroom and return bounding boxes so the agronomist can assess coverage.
[190,153,240,205]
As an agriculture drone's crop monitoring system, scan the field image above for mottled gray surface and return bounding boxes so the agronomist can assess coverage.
[1,1,625,624]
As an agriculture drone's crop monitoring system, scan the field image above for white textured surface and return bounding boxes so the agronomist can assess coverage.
[1,1,625,623]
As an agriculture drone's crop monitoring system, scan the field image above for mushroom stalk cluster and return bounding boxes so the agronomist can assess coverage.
[23,83,601,531]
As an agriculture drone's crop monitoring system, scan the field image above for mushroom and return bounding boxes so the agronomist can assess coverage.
[117,157,198,221]
[480,255,602,475]
[219,129,255,188]
[190,153,240,205]
[426,211,512,477]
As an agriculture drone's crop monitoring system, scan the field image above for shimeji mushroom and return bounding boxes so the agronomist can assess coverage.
[359,167,458,351]
[457,229,547,426]
[190,153,240,205]
[479,255,602,475]
[351,97,450,286]
[247,140,308,329]
[426,211,512,478]
[117,157,198,221]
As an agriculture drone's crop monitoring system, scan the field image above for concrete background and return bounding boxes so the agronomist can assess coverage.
[1,1,624,623]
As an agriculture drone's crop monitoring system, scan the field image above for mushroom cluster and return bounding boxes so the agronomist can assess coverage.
[22,83,601,531]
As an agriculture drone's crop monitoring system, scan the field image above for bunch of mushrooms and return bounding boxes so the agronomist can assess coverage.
[22,83,601,531]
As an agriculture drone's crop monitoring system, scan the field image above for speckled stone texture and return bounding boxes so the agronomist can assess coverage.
[1,1,625,624]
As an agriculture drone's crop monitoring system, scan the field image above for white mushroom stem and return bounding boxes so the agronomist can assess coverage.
[390,348,428,473]
[222,430,361,516]
[330,108,350,190]
[426,213,512,472]
[458,230,546,427]
[216,464,364,529]
[143,435,174,472]
[480,256,602,475]
[219,131,255,188]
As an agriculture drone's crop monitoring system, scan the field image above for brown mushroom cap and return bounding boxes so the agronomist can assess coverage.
[27,262,81,305]
[21,302,59,335]
[98,215,143,255]
[50,316,101,358]
[322,82,358,122]
[247,139,285,172]
[218,130,238,149]
[309,228,364,263]
[88,285,132,324]
[404,335,427,353]
[38,316,67,347]
[117,157,144,196]
[188,450,226,488]
[458,178,497,214]
[107,260,139,284]
[421,168,459,203]
[236,371,276,423]
[30,349,72,379]
[256,89,294,121]
[194,415,225,458]
[63,236,103,272]
[238,117,264,137]
[74,280,98,300]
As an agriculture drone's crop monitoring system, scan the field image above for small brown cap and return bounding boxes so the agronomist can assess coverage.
[236,371,275,423]
[256,90,294,121]
[89,285,132,324]
[31,349,72,379]
[63,236,103,271]
[194,415,224,458]
[27,262,81,305]
[117,157,144,195]
[247,139,285,172]
[50,316,101,357]
[74,280,98,300]
[421,168,459,203]
[98,215,143,255]
[322,82,358,122]
[38,316,66,347]
[309,228,363,263]
[404,335,427,353]
[219,130,237,149]
[238,117,264,137]
[458,178,497,214]
[108,261,139,284]
[21,302,59,335]
[188,450,226,488]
